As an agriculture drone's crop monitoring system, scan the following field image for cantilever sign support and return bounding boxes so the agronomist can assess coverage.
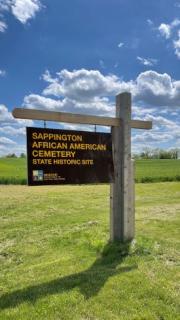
[12,92,152,242]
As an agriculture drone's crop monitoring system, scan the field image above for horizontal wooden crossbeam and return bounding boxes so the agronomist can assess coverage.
[12,108,152,129]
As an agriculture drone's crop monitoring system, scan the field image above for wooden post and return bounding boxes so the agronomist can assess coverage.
[110,92,135,242]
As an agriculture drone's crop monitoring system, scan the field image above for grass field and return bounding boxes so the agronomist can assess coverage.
[0,182,179,319]
[0,158,26,184]
[135,159,180,183]
[0,157,180,184]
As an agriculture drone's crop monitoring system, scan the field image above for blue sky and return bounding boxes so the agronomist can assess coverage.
[0,0,180,155]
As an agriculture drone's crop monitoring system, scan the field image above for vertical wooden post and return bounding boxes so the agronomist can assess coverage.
[110,92,135,242]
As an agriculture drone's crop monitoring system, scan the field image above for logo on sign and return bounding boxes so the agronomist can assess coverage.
[33,170,44,181]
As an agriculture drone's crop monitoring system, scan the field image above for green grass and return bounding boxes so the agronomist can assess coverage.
[135,159,180,183]
[0,158,26,184]
[0,157,180,184]
[0,182,179,319]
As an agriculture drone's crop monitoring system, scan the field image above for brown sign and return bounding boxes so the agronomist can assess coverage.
[26,127,114,185]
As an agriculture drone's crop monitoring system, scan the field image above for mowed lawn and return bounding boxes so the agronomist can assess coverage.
[0,182,179,319]
[0,158,180,184]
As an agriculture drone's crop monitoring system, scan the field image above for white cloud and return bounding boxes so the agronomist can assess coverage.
[0,0,42,31]
[0,136,16,144]
[35,69,180,152]
[21,68,180,154]
[42,69,133,103]
[147,19,153,26]
[0,104,34,156]
[0,104,33,128]
[23,93,113,116]
[0,69,6,76]
[11,0,42,24]
[171,18,180,28]
[61,123,98,132]
[1,67,180,156]
[38,69,180,109]
[41,69,57,84]
[0,104,13,122]
[131,109,180,152]
[143,114,179,131]
[158,23,171,39]
[132,131,172,144]
[173,31,180,59]
[118,42,124,48]
[132,128,180,152]
[158,19,180,39]
[0,143,26,156]
[134,71,180,107]
[0,0,11,11]
[0,125,25,136]
[132,106,156,117]
[157,18,180,58]
[24,94,64,110]
[21,69,180,129]
[137,56,157,66]
[0,20,7,32]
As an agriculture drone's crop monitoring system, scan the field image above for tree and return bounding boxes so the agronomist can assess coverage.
[6,153,17,158]
[20,153,26,158]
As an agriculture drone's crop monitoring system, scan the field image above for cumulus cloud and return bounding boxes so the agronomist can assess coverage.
[21,68,180,153]
[42,69,133,103]
[24,94,113,116]
[38,69,180,110]
[21,69,180,123]
[0,104,33,126]
[158,19,180,39]
[0,104,33,142]
[157,18,180,58]
[20,69,180,155]
[2,68,180,155]
[137,56,158,67]
[0,0,42,31]
[0,104,13,122]
[134,71,180,107]
[11,0,42,24]
[23,94,64,110]
[158,23,171,39]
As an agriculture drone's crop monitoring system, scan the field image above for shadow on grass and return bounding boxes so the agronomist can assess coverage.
[0,242,137,309]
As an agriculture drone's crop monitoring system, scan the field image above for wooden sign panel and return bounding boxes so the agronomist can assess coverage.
[27,127,114,185]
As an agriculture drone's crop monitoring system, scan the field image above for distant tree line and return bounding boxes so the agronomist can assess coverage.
[134,148,179,159]
[5,153,26,158]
